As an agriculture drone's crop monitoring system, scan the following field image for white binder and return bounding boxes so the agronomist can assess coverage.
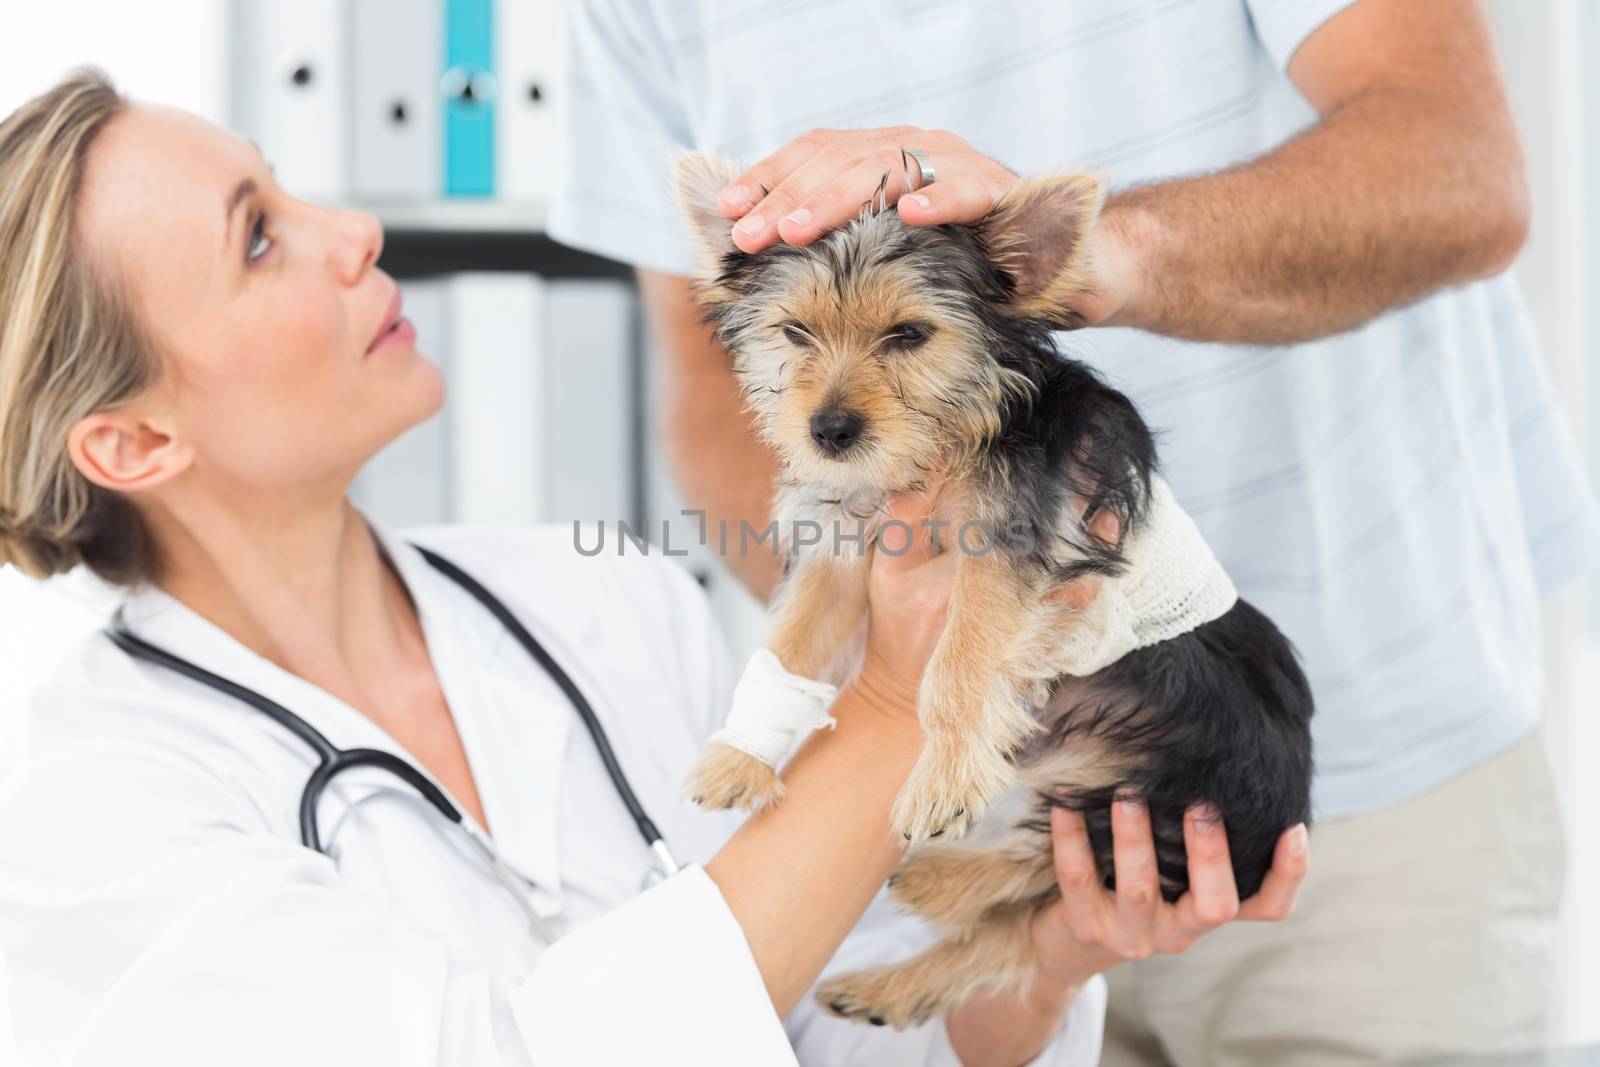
[544,279,636,527]
[352,0,441,201]
[495,0,563,203]
[446,273,549,527]
[351,280,452,529]
[229,0,351,202]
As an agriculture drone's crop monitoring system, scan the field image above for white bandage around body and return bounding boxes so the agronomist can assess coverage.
[707,647,840,768]
[1056,475,1238,676]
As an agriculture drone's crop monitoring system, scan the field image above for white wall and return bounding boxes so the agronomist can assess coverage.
[1488,0,1600,1045]
[0,0,230,124]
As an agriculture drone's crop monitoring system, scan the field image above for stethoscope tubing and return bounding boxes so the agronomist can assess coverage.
[104,616,473,852]
[409,546,673,863]
[104,542,679,893]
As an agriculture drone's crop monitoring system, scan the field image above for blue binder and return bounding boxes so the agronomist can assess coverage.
[443,0,496,197]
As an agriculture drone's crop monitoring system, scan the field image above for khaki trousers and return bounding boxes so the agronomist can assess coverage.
[1101,728,1567,1066]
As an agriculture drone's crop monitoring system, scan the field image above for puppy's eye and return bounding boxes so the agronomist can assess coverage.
[779,320,812,347]
[882,322,933,351]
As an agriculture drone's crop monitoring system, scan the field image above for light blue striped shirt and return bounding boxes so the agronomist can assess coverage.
[548,0,1600,820]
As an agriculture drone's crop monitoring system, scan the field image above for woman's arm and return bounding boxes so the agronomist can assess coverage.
[704,486,951,1016]
[707,683,923,1015]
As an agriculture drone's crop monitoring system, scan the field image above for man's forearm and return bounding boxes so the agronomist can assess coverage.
[637,268,786,603]
[1101,84,1529,346]
[945,977,1083,1067]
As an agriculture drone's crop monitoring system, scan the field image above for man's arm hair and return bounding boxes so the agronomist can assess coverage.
[1101,0,1530,345]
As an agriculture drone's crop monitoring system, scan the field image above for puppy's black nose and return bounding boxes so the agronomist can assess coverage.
[810,408,865,456]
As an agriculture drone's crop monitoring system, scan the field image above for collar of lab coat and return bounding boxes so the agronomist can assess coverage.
[114,516,570,897]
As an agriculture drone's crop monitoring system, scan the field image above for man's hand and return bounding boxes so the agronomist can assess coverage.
[713,127,1018,253]
[945,799,1308,1066]
[710,125,1147,328]
[1030,800,1310,993]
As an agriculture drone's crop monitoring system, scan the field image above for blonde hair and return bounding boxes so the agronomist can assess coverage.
[0,66,162,585]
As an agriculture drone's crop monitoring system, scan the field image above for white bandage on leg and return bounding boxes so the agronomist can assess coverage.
[707,648,840,768]
[1055,475,1238,676]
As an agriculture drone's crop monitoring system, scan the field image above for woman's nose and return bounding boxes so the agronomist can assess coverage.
[330,207,384,284]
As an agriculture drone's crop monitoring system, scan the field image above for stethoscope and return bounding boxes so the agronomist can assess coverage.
[103,543,681,946]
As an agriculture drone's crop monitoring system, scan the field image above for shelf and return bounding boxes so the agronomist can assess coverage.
[359,198,633,282]
[355,198,551,233]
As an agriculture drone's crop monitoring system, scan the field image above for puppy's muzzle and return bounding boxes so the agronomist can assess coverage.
[810,408,866,457]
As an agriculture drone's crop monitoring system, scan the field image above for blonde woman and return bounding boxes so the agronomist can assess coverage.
[0,70,1305,1067]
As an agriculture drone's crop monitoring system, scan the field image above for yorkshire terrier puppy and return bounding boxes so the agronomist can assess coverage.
[673,153,1314,1026]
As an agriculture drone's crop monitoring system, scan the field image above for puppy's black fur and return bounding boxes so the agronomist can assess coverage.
[1025,600,1315,901]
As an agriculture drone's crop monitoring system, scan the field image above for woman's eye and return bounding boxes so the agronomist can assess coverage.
[882,322,932,350]
[246,210,273,265]
[780,320,811,346]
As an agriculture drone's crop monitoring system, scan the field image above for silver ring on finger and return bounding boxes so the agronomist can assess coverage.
[902,147,936,191]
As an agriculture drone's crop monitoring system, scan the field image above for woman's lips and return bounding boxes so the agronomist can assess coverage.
[365,285,408,355]
[366,315,416,355]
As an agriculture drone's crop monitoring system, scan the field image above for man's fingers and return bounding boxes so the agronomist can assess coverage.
[730,150,857,253]
[1049,805,1107,925]
[778,155,919,245]
[1085,503,1122,545]
[1173,804,1241,934]
[1109,793,1161,951]
[1236,823,1309,921]
[718,131,836,217]
[896,170,1007,227]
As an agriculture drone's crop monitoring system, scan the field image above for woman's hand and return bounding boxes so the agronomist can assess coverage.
[715,127,1019,253]
[712,125,1145,328]
[851,483,960,721]
[1029,799,1311,994]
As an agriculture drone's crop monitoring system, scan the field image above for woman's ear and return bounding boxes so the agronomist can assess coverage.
[67,408,189,496]
[670,150,745,303]
[978,170,1107,327]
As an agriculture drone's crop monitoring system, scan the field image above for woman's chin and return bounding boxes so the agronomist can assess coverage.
[389,351,446,411]
[366,360,446,442]
[415,358,446,416]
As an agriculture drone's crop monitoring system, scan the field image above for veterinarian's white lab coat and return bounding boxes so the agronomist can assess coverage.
[0,521,1104,1067]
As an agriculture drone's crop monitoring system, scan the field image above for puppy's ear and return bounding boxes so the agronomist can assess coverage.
[670,150,745,302]
[977,171,1106,326]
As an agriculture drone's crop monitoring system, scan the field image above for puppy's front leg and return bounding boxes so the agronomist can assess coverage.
[685,553,869,811]
[767,552,871,680]
[890,552,1039,842]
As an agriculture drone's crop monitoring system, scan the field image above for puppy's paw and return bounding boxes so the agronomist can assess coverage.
[889,768,977,844]
[889,744,1011,844]
[683,744,783,811]
[816,965,952,1029]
